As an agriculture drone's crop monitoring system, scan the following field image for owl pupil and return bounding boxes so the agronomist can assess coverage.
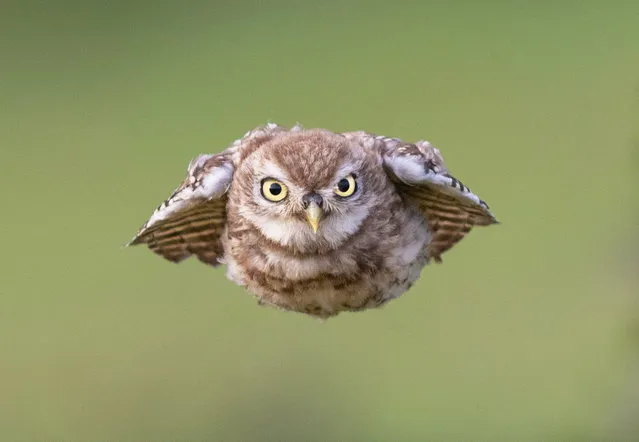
[337,179,350,192]
[269,183,282,195]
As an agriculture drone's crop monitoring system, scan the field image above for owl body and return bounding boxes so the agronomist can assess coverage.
[128,124,497,318]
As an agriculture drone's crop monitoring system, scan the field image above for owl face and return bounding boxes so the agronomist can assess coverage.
[232,130,385,252]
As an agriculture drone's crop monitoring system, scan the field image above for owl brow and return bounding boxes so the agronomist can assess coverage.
[260,176,283,183]
[258,161,291,184]
[332,163,360,182]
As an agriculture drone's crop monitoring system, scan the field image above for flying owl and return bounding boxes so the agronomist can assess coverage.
[127,123,497,318]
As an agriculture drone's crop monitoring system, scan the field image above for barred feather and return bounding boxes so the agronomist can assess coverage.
[346,131,498,262]
[127,152,235,266]
[130,197,228,265]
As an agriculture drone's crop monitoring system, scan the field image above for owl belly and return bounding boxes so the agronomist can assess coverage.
[223,217,430,318]
[233,258,427,318]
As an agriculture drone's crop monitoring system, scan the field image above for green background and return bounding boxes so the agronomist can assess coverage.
[1,1,637,440]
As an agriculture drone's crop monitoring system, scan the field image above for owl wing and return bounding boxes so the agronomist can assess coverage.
[344,131,498,263]
[126,152,235,266]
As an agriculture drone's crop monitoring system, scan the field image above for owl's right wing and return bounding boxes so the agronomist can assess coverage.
[126,152,235,266]
[343,131,498,263]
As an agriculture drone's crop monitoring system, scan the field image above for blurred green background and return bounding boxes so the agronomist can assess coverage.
[1,1,637,440]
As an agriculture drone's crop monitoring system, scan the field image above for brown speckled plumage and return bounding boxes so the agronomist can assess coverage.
[128,123,498,318]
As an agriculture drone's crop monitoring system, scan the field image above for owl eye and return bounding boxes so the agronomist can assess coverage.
[261,178,288,202]
[334,174,357,198]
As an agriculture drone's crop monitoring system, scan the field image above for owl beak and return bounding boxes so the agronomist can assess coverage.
[305,201,322,234]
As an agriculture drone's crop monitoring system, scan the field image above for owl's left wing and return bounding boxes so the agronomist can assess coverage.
[343,131,498,263]
[126,152,234,266]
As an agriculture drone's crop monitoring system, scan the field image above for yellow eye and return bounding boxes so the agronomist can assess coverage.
[261,179,288,202]
[334,174,357,198]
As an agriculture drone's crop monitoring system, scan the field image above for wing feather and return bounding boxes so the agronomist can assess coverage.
[127,122,296,266]
[344,131,498,262]
[127,152,234,266]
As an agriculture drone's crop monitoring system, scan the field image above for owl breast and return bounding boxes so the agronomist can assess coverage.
[222,203,431,318]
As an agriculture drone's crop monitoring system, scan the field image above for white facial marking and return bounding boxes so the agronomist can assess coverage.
[259,161,291,182]
[251,216,310,246]
[319,204,369,247]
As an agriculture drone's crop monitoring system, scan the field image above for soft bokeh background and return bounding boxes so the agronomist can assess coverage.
[1,1,637,440]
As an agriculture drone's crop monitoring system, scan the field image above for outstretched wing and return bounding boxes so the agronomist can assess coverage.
[126,152,235,266]
[344,131,498,263]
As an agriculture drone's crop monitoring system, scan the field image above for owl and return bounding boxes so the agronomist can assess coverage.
[127,123,497,318]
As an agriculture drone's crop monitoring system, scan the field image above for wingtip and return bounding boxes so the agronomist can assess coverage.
[124,235,143,248]
[482,208,499,226]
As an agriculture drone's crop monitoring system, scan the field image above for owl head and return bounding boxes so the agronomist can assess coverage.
[230,129,391,252]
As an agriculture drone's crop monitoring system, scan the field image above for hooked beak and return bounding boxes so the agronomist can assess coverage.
[305,201,322,234]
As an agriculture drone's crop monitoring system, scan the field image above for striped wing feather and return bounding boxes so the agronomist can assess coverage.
[350,131,498,262]
[127,124,292,266]
[402,183,496,262]
[129,197,227,265]
[127,152,234,267]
